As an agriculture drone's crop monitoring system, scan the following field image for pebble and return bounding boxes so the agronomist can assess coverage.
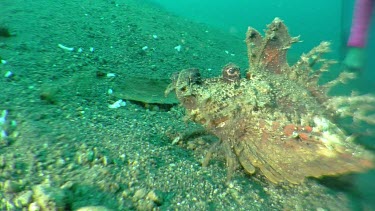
[28,202,41,211]
[76,206,113,211]
[102,156,110,166]
[136,199,155,210]
[32,184,67,210]
[147,190,164,206]
[3,180,21,193]
[133,188,147,201]
[0,155,5,168]
[14,190,33,207]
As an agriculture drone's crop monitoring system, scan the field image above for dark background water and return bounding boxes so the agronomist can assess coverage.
[150,0,375,88]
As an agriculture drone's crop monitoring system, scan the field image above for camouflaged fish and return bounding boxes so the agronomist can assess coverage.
[166,18,374,184]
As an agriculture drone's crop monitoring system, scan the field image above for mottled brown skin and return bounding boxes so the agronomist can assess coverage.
[166,18,374,185]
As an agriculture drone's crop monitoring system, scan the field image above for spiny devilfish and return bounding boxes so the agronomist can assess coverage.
[166,18,374,185]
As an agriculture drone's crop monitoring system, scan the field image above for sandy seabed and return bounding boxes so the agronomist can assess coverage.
[0,0,372,210]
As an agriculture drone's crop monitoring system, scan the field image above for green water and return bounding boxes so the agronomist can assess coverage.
[151,0,342,56]
[151,0,375,86]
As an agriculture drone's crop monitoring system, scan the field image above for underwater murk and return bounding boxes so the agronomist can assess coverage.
[166,18,374,185]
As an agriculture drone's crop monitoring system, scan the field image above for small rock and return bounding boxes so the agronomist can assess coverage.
[133,188,147,201]
[146,190,164,206]
[122,189,132,198]
[3,180,21,193]
[136,199,155,211]
[0,155,5,168]
[102,156,111,166]
[60,181,74,189]
[14,190,33,207]
[32,184,67,211]
[28,202,41,211]
[76,206,113,211]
